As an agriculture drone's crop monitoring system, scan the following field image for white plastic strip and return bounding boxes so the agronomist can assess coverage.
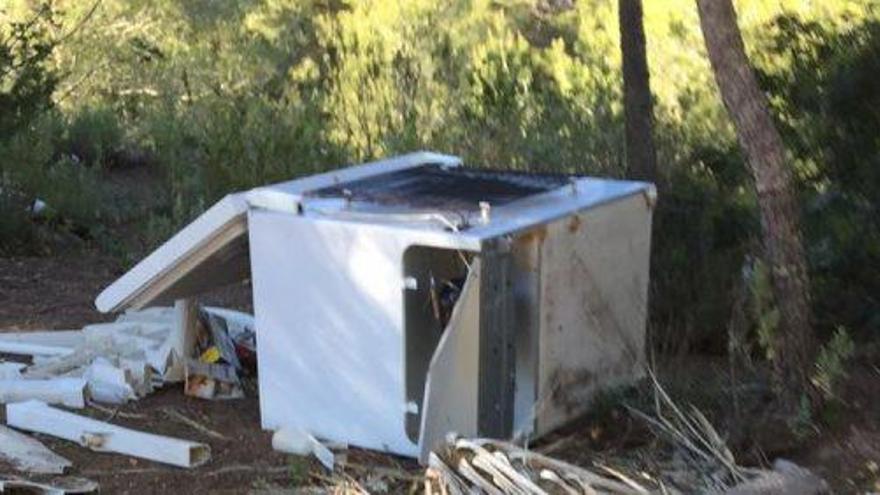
[0,424,72,474]
[0,330,81,357]
[6,401,210,468]
[0,378,86,408]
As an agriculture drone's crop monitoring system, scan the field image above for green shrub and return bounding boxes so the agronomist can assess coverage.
[64,106,124,168]
[758,16,880,337]
[0,3,59,137]
[812,327,855,400]
[1,112,108,250]
[0,3,60,253]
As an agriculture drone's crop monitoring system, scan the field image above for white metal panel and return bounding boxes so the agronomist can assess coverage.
[463,179,652,241]
[248,210,479,456]
[95,193,248,313]
[535,192,653,435]
[251,172,652,246]
[417,262,481,463]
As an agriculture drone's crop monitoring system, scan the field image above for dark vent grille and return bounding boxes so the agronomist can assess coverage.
[305,163,572,211]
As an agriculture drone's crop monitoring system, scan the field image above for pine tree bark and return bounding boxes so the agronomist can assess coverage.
[696,0,816,402]
[619,0,658,182]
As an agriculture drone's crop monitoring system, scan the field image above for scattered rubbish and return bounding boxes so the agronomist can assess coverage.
[2,306,196,407]
[83,358,136,405]
[7,400,211,469]
[81,319,177,381]
[0,424,72,474]
[200,310,242,370]
[272,427,335,471]
[23,351,98,380]
[202,307,256,365]
[202,307,255,348]
[181,307,252,401]
[198,346,221,364]
[85,401,147,420]
[0,475,98,494]
[0,378,86,409]
[184,359,243,400]
[29,198,48,216]
[0,303,259,472]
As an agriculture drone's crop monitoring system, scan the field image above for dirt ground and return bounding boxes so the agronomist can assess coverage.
[1,252,879,493]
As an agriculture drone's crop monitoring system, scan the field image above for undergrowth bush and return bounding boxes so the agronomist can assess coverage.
[1,4,62,254]
[65,105,124,168]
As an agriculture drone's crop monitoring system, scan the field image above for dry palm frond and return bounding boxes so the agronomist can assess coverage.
[423,367,819,494]
[625,367,749,492]
[426,435,652,495]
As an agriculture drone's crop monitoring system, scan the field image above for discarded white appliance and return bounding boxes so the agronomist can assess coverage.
[94,152,656,461]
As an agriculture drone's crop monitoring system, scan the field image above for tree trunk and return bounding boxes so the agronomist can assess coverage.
[619,0,658,182]
[696,0,816,402]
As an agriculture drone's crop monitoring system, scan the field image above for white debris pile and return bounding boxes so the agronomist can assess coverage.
[0,307,182,407]
[0,305,258,477]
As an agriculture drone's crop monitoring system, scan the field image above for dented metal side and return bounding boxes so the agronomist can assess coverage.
[534,192,653,436]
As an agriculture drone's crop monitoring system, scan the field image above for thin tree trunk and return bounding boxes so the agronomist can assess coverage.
[619,0,658,182]
[696,0,816,402]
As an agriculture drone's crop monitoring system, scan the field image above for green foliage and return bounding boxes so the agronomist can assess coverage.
[750,259,780,361]
[650,140,758,353]
[812,326,855,400]
[0,4,120,254]
[0,3,59,136]
[790,393,818,439]
[0,0,877,357]
[788,327,854,437]
[0,4,62,253]
[757,15,880,335]
[65,105,123,168]
[286,455,311,486]
[0,111,108,252]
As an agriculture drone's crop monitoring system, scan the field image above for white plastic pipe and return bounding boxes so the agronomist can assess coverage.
[0,378,86,408]
[0,331,81,357]
[6,401,210,468]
